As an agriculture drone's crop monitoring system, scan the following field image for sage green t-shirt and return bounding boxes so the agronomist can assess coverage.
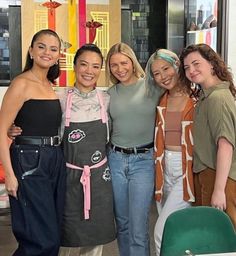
[193,81,236,180]
[108,79,162,148]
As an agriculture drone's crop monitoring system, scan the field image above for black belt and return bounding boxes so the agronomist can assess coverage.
[15,136,61,147]
[111,142,154,154]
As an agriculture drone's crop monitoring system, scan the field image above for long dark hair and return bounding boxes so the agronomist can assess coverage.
[23,29,61,84]
[73,43,103,67]
[179,44,236,98]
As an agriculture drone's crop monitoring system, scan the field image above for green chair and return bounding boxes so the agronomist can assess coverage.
[160,206,236,256]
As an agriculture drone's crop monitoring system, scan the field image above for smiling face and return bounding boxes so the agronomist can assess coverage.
[109,53,137,85]
[29,34,60,69]
[74,50,102,93]
[151,59,178,91]
[183,51,214,88]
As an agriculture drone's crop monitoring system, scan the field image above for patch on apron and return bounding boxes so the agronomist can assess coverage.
[102,167,111,181]
[91,150,102,163]
[68,129,86,143]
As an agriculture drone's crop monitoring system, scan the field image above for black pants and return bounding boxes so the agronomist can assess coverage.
[9,143,66,256]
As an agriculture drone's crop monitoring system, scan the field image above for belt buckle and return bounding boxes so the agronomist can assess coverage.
[51,136,60,146]
[42,137,48,146]
[124,148,134,154]
[136,148,149,154]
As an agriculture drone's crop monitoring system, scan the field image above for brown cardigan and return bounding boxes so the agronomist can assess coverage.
[154,92,195,202]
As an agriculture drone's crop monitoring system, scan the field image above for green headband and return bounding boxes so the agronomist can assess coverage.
[156,52,177,69]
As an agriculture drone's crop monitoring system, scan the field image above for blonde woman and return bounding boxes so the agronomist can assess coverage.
[106,43,163,256]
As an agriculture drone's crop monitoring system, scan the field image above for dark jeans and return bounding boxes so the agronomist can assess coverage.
[10,143,66,256]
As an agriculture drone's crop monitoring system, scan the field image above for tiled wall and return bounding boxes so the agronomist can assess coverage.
[122,0,150,68]
[0,8,9,84]
[131,3,149,68]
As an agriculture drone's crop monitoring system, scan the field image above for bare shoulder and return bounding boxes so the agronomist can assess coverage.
[5,74,27,99]
[7,72,31,96]
[7,71,44,102]
[0,73,31,118]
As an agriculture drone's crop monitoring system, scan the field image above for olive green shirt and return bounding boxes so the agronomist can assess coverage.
[193,81,236,180]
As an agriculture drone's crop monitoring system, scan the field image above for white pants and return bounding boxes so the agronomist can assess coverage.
[59,245,103,256]
[154,150,191,256]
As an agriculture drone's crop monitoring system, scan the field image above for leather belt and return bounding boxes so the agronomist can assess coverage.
[111,142,154,154]
[15,136,61,147]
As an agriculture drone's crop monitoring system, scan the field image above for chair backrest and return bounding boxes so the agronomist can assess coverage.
[160,206,236,256]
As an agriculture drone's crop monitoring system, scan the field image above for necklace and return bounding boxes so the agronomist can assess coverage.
[30,69,50,85]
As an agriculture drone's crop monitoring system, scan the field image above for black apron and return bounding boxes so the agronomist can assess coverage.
[61,89,116,247]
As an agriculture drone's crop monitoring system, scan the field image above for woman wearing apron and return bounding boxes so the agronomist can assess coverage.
[59,44,116,256]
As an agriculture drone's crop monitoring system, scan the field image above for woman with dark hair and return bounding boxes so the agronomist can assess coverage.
[179,43,236,228]
[23,30,61,83]
[58,44,116,256]
[0,29,66,256]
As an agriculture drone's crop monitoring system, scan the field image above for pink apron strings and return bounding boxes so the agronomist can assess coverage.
[66,156,107,220]
[80,165,91,220]
[96,90,108,124]
[65,90,73,127]
[96,90,110,142]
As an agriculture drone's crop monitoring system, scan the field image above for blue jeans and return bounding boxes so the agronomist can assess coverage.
[108,148,155,256]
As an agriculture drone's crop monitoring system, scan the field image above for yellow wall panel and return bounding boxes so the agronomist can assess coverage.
[21,0,121,87]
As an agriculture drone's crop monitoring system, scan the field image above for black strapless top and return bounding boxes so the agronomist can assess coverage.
[15,99,62,136]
